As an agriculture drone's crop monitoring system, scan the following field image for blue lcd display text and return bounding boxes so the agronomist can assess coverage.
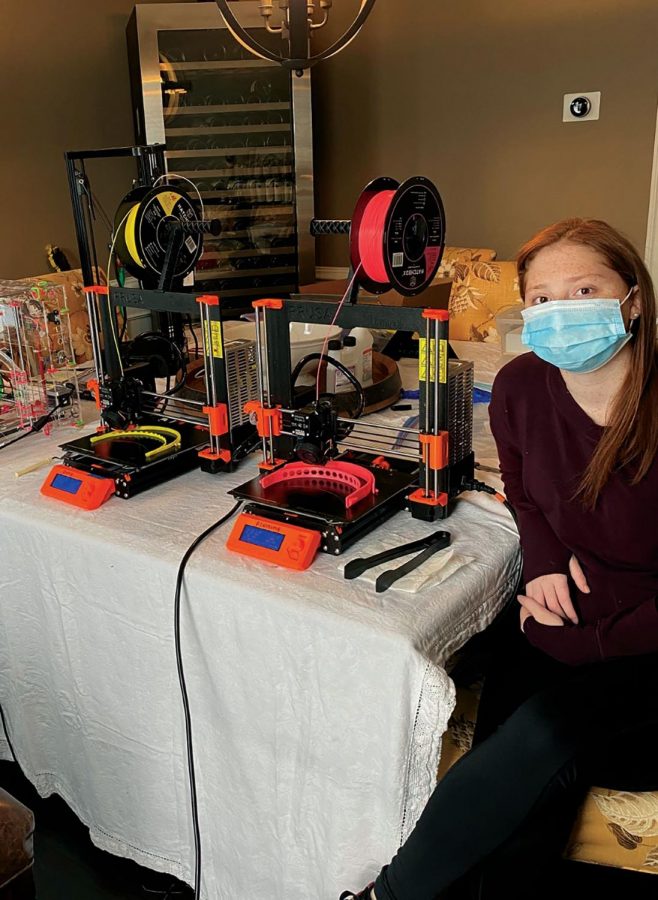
[240,523,285,552]
[51,472,83,495]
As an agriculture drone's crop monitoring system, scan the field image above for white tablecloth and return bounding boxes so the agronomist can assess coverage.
[0,401,519,899]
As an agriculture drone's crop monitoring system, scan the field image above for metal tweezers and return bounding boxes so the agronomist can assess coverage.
[344,530,451,593]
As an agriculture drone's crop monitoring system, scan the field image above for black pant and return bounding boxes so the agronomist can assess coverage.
[374,611,658,900]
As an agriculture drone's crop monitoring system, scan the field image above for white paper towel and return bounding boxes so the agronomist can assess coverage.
[341,545,475,594]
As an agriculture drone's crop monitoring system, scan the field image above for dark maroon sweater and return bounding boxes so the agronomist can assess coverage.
[489,352,658,666]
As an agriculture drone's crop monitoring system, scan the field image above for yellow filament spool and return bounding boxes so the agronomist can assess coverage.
[123,203,144,268]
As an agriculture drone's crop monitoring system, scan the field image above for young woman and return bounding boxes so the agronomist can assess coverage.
[340,219,658,900]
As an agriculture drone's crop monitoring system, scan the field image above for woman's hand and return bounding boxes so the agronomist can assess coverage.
[524,570,580,624]
[518,594,566,628]
[569,554,590,595]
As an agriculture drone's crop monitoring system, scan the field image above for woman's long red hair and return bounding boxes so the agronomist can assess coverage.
[517,218,658,508]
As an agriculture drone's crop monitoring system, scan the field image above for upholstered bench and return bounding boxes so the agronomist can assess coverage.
[438,676,658,877]
[0,788,35,899]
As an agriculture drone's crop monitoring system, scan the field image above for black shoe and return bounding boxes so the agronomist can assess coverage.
[339,883,374,900]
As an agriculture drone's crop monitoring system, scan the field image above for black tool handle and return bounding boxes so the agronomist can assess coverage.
[344,530,450,581]
[310,219,351,236]
[376,532,451,593]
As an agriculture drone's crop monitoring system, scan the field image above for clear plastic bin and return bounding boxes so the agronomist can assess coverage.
[495,305,525,357]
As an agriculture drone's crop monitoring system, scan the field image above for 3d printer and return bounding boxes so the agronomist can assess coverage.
[41,144,258,508]
[226,176,476,571]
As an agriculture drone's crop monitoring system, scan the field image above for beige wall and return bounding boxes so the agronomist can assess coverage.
[0,0,192,280]
[2,1,658,278]
[312,0,658,265]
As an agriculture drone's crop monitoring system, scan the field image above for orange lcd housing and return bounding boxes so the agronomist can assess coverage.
[226,511,321,570]
[41,465,116,510]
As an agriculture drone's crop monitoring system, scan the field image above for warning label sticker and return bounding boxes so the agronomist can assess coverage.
[203,320,224,359]
[418,338,448,383]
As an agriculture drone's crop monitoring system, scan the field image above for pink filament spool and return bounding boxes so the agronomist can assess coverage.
[357,189,396,285]
[349,176,446,296]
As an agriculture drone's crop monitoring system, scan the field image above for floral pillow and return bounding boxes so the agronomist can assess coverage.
[435,254,522,342]
[439,247,497,270]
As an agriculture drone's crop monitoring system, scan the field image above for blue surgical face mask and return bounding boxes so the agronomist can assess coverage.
[520,287,636,374]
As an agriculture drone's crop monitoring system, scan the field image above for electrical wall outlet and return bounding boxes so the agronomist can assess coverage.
[563,91,601,122]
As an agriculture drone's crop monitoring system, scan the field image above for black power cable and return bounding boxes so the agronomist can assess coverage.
[3,496,242,900]
[126,331,187,393]
[142,878,185,899]
[232,432,261,462]
[174,500,242,900]
[185,315,200,359]
[124,332,188,417]
[0,397,71,452]
[460,476,518,526]
[291,352,366,418]
[0,430,33,452]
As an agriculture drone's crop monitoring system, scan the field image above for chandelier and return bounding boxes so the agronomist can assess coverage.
[215,1,378,74]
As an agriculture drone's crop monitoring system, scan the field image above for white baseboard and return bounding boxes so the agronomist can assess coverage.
[314,265,349,281]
